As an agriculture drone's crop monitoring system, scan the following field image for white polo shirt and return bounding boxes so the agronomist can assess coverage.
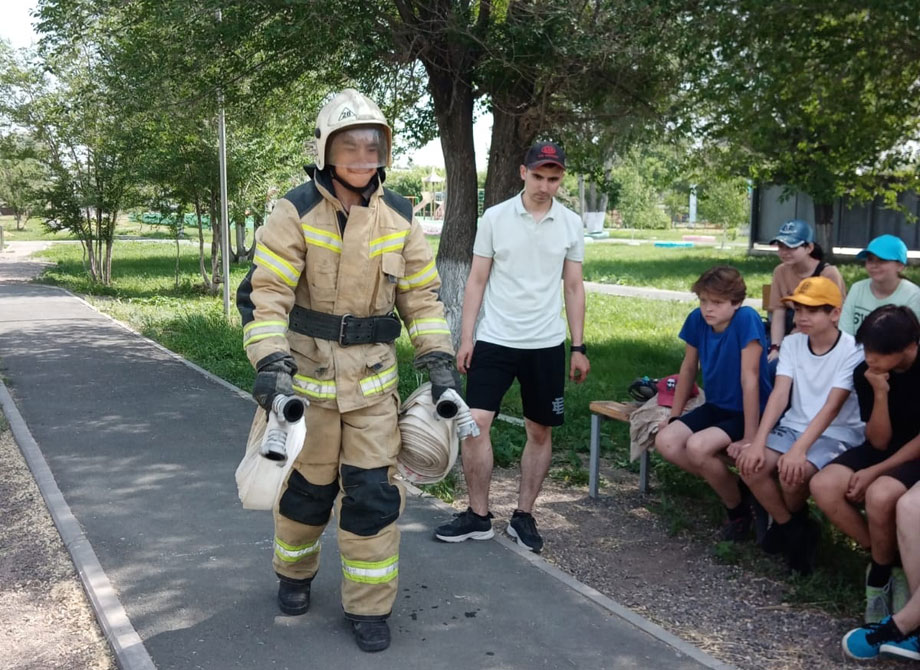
[472,192,585,349]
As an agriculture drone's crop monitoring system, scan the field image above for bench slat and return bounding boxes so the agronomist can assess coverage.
[588,400,639,422]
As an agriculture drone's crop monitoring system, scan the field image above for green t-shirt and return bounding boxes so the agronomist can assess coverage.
[839,278,920,335]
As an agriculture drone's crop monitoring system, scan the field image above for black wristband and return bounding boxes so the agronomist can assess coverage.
[667,416,681,424]
[570,344,587,355]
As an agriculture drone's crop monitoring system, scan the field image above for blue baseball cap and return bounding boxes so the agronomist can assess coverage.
[856,234,908,264]
[769,219,815,248]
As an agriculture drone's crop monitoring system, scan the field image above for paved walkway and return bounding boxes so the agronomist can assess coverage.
[0,242,732,669]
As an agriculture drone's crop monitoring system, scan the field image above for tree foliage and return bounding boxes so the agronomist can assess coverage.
[692,0,920,250]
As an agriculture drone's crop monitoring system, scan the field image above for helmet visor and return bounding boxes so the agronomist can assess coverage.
[327,127,389,169]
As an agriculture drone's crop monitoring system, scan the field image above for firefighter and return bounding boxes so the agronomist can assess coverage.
[236,89,458,652]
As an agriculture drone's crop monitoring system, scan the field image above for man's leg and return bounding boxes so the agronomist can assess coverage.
[810,463,869,548]
[463,409,497,516]
[432,407,497,543]
[518,419,552,513]
[510,343,564,553]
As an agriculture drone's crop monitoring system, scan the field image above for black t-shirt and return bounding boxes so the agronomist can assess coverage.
[854,352,920,451]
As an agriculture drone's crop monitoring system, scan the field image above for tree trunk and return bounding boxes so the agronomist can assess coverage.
[584,181,608,233]
[103,237,114,285]
[813,201,834,260]
[195,199,213,292]
[234,217,247,262]
[425,68,478,347]
[247,212,263,261]
[483,95,539,209]
[209,191,221,295]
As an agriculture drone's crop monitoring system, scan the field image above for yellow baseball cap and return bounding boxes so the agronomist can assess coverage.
[781,276,842,309]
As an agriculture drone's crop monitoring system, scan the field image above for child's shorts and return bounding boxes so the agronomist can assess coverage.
[676,402,745,441]
[828,443,920,489]
[765,425,857,470]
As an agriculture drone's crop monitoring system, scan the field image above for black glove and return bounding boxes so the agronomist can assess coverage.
[415,351,461,403]
[252,353,297,411]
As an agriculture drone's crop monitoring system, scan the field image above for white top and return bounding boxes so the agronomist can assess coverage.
[776,331,865,445]
[839,277,920,335]
[473,193,585,348]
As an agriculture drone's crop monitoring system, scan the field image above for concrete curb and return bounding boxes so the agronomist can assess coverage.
[0,380,157,670]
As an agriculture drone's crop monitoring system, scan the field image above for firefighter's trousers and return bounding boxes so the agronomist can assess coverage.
[272,396,405,617]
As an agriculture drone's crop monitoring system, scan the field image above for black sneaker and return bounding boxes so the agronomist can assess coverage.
[760,521,786,555]
[751,498,770,546]
[784,515,820,575]
[720,505,753,542]
[434,507,494,542]
[507,510,544,553]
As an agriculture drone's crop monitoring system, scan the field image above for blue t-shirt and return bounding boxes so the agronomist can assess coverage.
[679,305,773,413]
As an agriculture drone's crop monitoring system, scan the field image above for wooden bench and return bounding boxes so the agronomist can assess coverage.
[588,400,648,498]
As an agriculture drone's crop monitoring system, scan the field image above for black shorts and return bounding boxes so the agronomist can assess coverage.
[675,402,746,442]
[829,443,920,488]
[465,340,565,427]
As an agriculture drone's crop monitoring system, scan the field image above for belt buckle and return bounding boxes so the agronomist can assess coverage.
[338,313,353,345]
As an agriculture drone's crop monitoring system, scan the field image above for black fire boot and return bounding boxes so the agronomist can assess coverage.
[277,574,312,616]
[348,615,391,652]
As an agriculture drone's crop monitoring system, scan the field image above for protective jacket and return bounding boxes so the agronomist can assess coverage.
[237,166,453,618]
[238,166,453,411]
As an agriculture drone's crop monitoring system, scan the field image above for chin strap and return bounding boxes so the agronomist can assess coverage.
[330,167,381,196]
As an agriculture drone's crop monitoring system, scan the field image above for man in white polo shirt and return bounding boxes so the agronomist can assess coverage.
[434,141,590,553]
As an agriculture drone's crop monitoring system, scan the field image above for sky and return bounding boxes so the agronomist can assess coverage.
[0,0,491,170]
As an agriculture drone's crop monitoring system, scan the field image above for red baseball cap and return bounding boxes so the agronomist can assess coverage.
[524,141,566,170]
[656,374,699,407]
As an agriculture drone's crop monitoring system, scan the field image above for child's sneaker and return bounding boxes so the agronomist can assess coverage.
[865,564,893,624]
[891,567,910,614]
[843,617,904,660]
[880,634,920,661]
[759,521,786,555]
[784,515,819,575]
[434,507,494,542]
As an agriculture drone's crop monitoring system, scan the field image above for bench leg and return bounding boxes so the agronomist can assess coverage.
[639,449,650,494]
[589,413,601,498]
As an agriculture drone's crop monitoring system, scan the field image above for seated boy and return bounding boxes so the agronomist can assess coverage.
[737,277,865,574]
[811,305,920,622]
[844,480,920,661]
[655,266,773,541]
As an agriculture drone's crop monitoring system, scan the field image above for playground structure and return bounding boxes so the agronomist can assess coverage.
[412,168,445,221]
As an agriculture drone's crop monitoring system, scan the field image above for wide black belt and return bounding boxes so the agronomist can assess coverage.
[289,305,402,346]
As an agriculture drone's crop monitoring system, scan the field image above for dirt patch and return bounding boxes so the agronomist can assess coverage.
[0,422,115,670]
[448,461,900,670]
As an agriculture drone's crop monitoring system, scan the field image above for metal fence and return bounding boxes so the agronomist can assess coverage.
[751,185,920,250]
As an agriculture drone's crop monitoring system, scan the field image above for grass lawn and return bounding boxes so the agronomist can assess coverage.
[602,226,748,245]
[582,243,920,297]
[33,239,866,613]
[0,214,214,243]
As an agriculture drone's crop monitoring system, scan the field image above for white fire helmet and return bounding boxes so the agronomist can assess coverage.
[314,89,392,170]
[397,382,459,485]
